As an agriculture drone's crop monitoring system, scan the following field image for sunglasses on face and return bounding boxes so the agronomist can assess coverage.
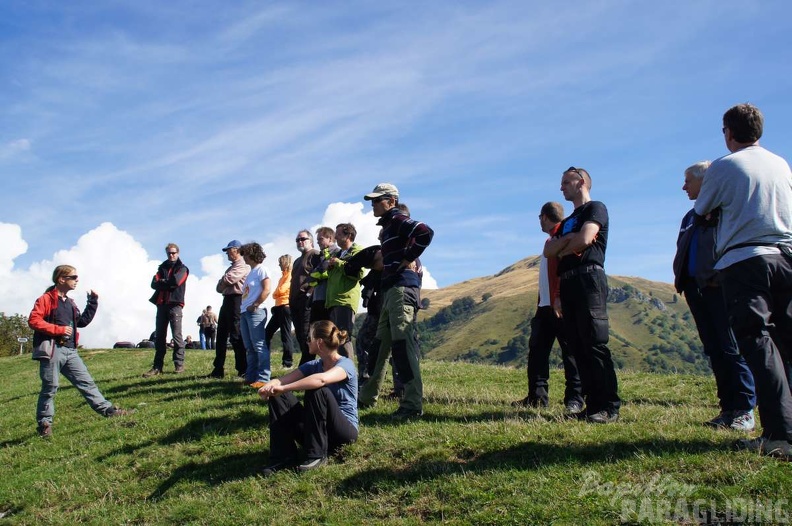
[295,237,309,242]
[371,195,391,204]
[167,252,178,255]
[64,275,78,281]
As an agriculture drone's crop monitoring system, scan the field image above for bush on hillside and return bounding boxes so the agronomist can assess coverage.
[0,313,33,357]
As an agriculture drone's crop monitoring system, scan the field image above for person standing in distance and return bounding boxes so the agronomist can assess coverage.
[694,103,792,458]
[544,167,620,423]
[144,243,189,377]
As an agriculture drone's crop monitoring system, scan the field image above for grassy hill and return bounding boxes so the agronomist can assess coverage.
[1,350,789,525]
[417,256,708,375]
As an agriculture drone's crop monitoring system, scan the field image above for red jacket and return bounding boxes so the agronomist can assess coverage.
[543,223,562,306]
[28,288,98,348]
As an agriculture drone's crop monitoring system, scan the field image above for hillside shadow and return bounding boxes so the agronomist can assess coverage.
[335,437,726,497]
[147,451,269,501]
[97,409,267,460]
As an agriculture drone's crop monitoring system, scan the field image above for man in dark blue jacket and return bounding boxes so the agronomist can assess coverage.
[144,243,189,377]
[358,183,433,420]
[673,161,756,430]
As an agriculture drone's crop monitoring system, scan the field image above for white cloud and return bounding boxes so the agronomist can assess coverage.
[0,139,31,160]
[0,203,436,349]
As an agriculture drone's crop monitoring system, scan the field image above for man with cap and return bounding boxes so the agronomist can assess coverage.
[207,240,250,378]
[358,183,434,420]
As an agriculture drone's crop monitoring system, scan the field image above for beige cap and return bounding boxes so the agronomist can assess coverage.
[364,183,399,200]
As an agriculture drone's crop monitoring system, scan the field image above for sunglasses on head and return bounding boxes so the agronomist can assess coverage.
[566,166,584,179]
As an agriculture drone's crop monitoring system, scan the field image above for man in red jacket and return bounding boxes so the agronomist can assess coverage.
[514,202,582,412]
[144,243,189,377]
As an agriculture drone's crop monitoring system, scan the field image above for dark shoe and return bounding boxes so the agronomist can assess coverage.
[174,365,185,374]
[586,410,619,424]
[358,399,375,410]
[261,458,296,477]
[142,368,162,378]
[384,389,405,400]
[564,401,584,416]
[734,436,792,459]
[512,396,547,408]
[37,421,52,438]
[282,361,293,368]
[106,407,131,417]
[297,457,327,472]
[391,407,423,421]
[205,370,224,379]
[704,410,733,429]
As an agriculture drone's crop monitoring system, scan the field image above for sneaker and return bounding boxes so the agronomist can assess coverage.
[730,410,755,432]
[205,370,224,379]
[297,457,327,472]
[249,381,265,389]
[586,410,619,424]
[106,407,131,417]
[261,458,296,477]
[564,401,584,416]
[142,368,162,378]
[174,365,185,374]
[391,407,423,421]
[37,421,52,438]
[704,410,733,428]
[734,436,792,459]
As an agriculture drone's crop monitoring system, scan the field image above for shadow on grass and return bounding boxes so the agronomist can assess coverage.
[97,409,267,460]
[147,451,269,501]
[335,437,728,497]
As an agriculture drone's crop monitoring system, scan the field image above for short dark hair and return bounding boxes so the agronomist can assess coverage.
[239,242,266,265]
[723,103,763,143]
[335,223,357,241]
[397,203,411,217]
[316,226,335,241]
[540,202,565,223]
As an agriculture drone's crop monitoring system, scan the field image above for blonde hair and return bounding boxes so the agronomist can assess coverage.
[52,265,76,284]
[278,254,292,270]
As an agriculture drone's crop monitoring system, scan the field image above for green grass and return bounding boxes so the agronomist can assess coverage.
[1,350,790,525]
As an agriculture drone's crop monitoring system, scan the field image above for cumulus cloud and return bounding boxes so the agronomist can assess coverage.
[0,203,436,348]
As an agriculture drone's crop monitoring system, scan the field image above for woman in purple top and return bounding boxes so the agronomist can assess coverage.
[258,320,358,475]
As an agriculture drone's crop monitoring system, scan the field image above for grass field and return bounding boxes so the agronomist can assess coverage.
[1,349,790,525]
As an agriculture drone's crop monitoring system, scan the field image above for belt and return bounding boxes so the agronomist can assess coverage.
[559,264,603,280]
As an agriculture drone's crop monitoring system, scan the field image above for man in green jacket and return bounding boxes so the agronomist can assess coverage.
[326,223,364,358]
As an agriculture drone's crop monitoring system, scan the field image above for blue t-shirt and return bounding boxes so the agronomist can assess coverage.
[298,356,358,429]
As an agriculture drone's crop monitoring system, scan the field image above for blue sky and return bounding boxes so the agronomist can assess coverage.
[2,1,792,346]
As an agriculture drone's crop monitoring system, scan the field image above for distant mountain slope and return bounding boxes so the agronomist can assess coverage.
[417,256,709,374]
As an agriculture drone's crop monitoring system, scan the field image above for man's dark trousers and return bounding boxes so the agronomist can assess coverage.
[721,254,792,441]
[526,306,583,407]
[559,267,620,414]
[214,294,246,375]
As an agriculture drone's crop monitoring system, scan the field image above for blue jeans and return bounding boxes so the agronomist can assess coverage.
[37,345,114,425]
[240,308,270,383]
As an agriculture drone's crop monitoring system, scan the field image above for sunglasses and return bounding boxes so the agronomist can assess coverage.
[295,237,309,242]
[566,166,585,179]
[371,195,391,203]
[167,252,178,255]
[64,275,79,280]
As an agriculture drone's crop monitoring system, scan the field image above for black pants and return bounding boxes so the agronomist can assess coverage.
[214,294,246,375]
[526,306,583,406]
[721,254,792,440]
[559,267,620,414]
[204,326,216,349]
[291,295,313,366]
[682,280,756,411]
[328,305,354,358]
[267,388,358,462]
[153,304,184,370]
[265,305,296,366]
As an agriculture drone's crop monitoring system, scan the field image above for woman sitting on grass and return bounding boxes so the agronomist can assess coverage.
[258,320,358,475]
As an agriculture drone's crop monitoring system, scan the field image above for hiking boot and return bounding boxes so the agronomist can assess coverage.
[734,436,792,459]
[205,369,224,379]
[564,401,585,416]
[249,381,265,389]
[37,421,52,438]
[261,458,296,477]
[174,365,185,374]
[704,410,733,428]
[730,410,755,432]
[586,410,619,424]
[106,407,131,417]
[297,457,327,472]
[391,407,423,421]
[142,368,162,378]
[282,362,293,368]
[384,389,405,400]
[512,396,547,408]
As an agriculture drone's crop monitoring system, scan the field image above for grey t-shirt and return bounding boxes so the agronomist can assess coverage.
[694,145,792,269]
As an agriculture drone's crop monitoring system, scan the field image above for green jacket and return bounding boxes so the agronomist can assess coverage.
[325,243,364,311]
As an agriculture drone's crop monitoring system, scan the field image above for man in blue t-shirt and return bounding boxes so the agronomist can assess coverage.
[544,167,620,424]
